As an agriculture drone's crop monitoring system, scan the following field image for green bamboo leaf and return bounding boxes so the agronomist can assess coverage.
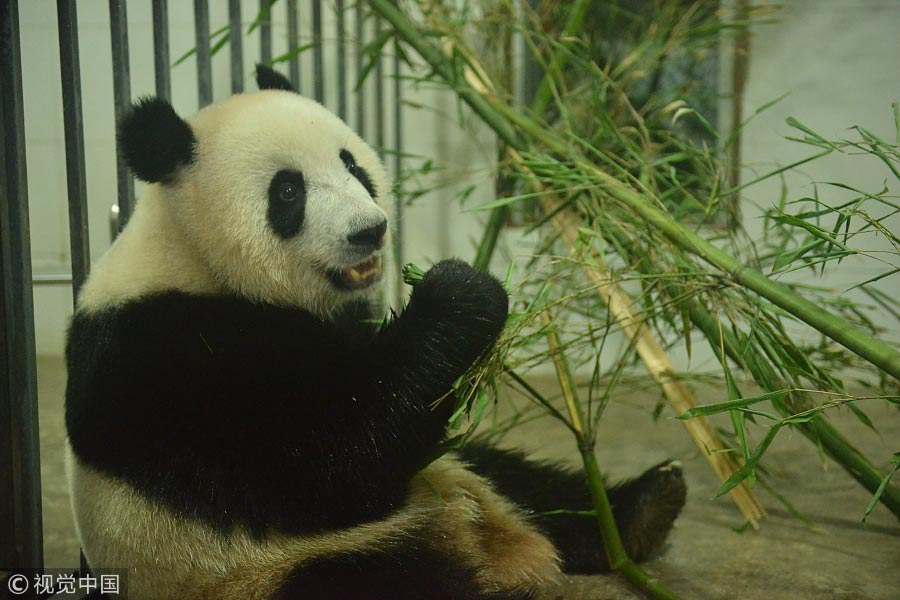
[354,28,393,92]
[769,214,856,254]
[785,116,839,150]
[772,239,822,271]
[678,390,791,420]
[503,261,515,291]
[269,43,317,66]
[716,424,783,498]
[172,24,231,68]
[846,401,877,433]
[721,355,750,462]
[471,388,491,424]
[739,407,780,421]
[862,452,900,522]
[246,0,278,35]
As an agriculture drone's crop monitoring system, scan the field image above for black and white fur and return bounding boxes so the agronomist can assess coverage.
[65,66,686,600]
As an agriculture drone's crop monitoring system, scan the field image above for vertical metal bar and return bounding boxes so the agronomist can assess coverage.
[354,2,366,136]
[259,0,272,64]
[374,15,384,151]
[228,0,242,93]
[392,36,403,300]
[336,0,346,119]
[57,0,91,302]
[152,0,170,100]
[194,0,212,108]
[312,0,324,103]
[286,0,300,90]
[0,0,44,572]
[109,0,134,230]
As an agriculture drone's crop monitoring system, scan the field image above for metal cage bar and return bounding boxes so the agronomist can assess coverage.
[57,0,91,301]
[336,0,346,120]
[286,0,300,91]
[2,0,411,575]
[393,36,403,299]
[354,2,366,137]
[152,0,171,100]
[312,0,324,103]
[259,0,272,65]
[0,0,44,573]
[229,0,243,93]
[108,0,134,230]
[374,15,384,151]
[194,0,212,108]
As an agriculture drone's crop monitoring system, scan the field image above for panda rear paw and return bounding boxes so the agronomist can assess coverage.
[610,460,687,563]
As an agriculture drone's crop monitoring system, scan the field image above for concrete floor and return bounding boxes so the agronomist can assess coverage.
[35,356,900,599]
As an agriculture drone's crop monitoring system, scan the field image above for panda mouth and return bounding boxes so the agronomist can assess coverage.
[327,255,384,290]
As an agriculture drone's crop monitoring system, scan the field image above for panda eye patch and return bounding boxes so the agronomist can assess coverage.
[340,149,377,199]
[267,169,306,239]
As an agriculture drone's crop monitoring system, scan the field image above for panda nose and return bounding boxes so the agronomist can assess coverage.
[347,219,387,249]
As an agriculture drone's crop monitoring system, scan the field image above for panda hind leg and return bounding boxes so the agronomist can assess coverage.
[456,443,686,574]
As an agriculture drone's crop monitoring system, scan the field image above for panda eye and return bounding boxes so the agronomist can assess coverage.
[278,182,298,202]
[267,169,306,239]
[340,150,359,174]
[339,149,377,199]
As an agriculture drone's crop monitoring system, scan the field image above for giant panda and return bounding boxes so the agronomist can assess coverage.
[64,65,686,600]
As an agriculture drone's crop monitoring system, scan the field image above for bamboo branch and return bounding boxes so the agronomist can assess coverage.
[537,188,765,526]
[686,300,900,519]
[379,0,764,523]
[602,224,900,520]
[545,315,683,600]
[369,0,900,383]
[372,2,900,513]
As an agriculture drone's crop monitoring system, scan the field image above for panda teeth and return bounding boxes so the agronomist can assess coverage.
[337,255,383,288]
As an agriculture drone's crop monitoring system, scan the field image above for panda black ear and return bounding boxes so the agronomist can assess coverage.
[118,96,196,184]
[255,64,295,92]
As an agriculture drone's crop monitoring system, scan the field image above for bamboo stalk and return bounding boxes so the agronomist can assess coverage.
[580,449,682,600]
[473,201,507,272]
[369,0,900,383]
[545,322,587,436]
[545,314,683,600]
[539,189,765,526]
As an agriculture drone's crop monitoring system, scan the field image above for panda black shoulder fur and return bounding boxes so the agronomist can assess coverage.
[65,65,686,600]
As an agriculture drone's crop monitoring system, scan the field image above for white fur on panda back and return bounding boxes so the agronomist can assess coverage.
[66,442,559,600]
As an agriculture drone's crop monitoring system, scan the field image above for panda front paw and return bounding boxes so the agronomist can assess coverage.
[410,258,509,339]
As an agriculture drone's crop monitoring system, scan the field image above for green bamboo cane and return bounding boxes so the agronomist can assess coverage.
[546,325,682,600]
[472,203,507,272]
[369,0,900,383]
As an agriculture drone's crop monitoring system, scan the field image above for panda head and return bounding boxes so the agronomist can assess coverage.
[117,65,391,315]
